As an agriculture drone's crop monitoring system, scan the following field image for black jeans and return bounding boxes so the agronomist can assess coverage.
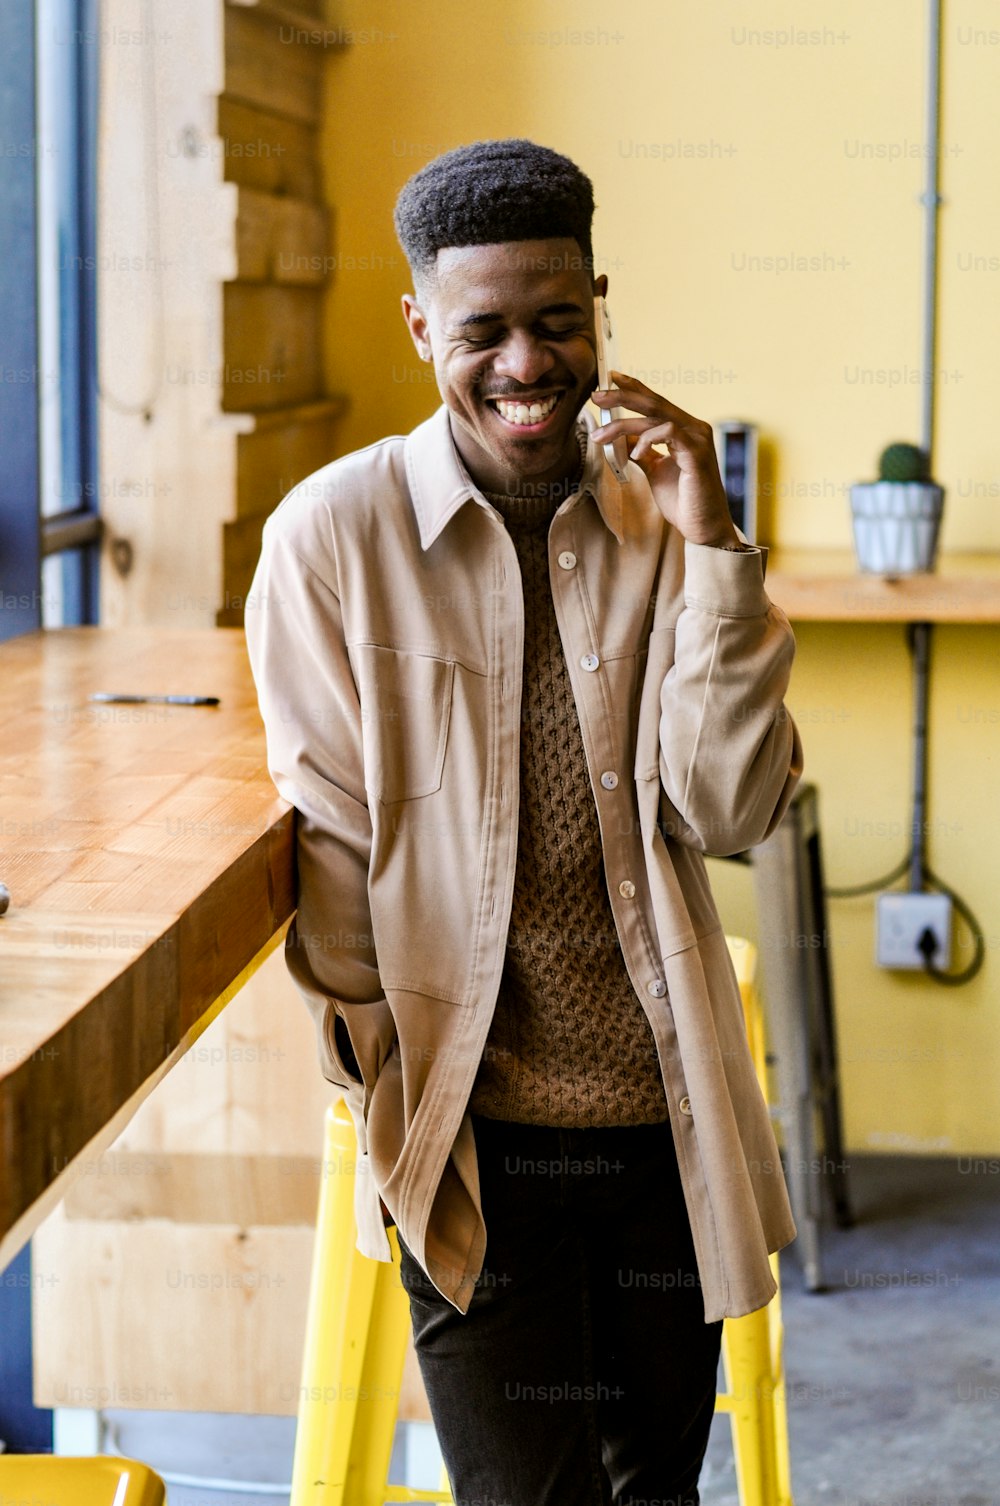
[397,1114,723,1506]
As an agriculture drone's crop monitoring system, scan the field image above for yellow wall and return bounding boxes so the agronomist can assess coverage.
[319,0,1000,1154]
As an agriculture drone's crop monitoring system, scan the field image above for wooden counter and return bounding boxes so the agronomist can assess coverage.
[763,549,1000,623]
[0,628,295,1271]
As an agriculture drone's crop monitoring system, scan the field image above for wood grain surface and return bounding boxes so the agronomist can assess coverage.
[0,627,295,1268]
[764,549,1000,622]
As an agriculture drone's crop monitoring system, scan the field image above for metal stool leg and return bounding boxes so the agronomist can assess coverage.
[803,821,853,1229]
[751,792,826,1291]
[749,783,853,1288]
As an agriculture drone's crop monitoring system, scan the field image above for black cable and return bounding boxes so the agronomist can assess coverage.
[825,847,985,987]
[919,863,986,986]
[825,853,911,900]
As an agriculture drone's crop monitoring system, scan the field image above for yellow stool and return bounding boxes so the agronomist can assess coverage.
[0,1456,166,1505]
[291,937,795,1506]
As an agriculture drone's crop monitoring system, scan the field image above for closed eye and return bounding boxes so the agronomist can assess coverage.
[461,322,586,349]
[540,324,587,340]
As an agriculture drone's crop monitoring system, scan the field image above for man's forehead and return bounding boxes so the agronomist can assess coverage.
[431,238,594,307]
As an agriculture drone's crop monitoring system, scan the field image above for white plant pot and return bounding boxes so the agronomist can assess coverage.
[849,480,944,575]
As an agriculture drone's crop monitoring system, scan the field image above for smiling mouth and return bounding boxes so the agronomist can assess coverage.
[486,392,563,428]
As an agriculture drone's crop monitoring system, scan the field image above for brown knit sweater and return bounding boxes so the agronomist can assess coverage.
[468,445,669,1128]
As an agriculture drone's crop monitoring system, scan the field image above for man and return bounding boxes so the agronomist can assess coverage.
[246,138,802,1506]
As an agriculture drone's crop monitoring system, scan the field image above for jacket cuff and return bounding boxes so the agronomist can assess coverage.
[683,539,771,618]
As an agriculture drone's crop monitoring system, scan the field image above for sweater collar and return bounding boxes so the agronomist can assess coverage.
[405,404,627,551]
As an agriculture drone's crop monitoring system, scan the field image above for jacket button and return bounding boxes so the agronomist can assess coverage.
[618,880,636,899]
[600,770,618,790]
[647,978,667,998]
[558,551,577,569]
[581,653,600,671]
[679,1096,692,1115]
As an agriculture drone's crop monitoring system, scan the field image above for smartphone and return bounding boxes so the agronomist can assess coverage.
[593,295,631,484]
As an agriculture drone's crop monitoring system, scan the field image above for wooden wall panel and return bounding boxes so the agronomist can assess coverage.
[218,96,321,199]
[34,1209,314,1416]
[225,4,324,126]
[234,399,346,519]
[219,399,346,625]
[97,0,239,630]
[235,187,329,285]
[223,284,325,411]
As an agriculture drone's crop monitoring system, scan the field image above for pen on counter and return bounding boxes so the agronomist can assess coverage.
[89,693,221,706]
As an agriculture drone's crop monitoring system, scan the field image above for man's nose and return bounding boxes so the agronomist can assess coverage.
[492,331,556,386]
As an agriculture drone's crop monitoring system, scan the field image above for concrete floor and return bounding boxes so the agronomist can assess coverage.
[103,1153,1000,1505]
[699,1153,1000,1504]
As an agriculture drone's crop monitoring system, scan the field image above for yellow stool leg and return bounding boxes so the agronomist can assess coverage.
[290,1101,452,1506]
[720,1301,782,1506]
[346,1228,419,1504]
[768,1288,794,1506]
[720,937,796,1506]
[291,1101,408,1506]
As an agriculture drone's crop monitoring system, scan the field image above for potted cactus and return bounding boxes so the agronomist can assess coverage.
[850,442,944,575]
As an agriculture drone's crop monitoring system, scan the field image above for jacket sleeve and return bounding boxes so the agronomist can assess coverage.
[244,520,384,1097]
[657,540,804,856]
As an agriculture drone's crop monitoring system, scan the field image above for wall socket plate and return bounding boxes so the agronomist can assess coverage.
[876,892,953,970]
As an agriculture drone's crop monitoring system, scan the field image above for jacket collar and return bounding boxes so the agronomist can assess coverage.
[405,404,626,550]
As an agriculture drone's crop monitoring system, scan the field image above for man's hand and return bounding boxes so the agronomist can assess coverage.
[591,372,744,549]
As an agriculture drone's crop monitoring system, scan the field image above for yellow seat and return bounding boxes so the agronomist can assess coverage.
[0,1455,166,1506]
[291,936,795,1506]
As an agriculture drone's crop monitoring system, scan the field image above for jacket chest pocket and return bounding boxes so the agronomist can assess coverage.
[353,643,455,803]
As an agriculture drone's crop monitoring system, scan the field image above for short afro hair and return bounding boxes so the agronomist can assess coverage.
[394,139,595,288]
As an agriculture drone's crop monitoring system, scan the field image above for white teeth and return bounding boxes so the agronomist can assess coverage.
[493,394,560,425]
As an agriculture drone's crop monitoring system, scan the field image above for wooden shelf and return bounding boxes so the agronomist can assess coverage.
[763,550,1000,623]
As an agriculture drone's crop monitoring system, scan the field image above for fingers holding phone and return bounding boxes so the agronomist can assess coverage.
[591,363,739,547]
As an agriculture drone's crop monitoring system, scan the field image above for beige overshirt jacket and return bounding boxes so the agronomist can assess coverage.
[245,402,805,1324]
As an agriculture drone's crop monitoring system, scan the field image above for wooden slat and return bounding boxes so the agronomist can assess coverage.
[61,1151,320,1225]
[235,186,329,284]
[225,3,323,125]
[228,0,332,30]
[217,96,320,199]
[233,397,345,519]
[33,1202,431,1420]
[32,1210,313,1416]
[223,283,324,411]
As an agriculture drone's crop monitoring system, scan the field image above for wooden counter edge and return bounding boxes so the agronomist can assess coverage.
[0,815,296,1266]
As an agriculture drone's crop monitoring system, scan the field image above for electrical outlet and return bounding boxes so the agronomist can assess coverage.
[876,892,952,970]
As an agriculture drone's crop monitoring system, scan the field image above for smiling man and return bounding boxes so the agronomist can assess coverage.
[247,139,803,1506]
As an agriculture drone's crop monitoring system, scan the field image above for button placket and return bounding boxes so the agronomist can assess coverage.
[548,516,668,1039]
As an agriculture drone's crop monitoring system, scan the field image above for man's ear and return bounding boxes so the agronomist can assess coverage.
[401,294,433,362]
[593,273,609,299]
